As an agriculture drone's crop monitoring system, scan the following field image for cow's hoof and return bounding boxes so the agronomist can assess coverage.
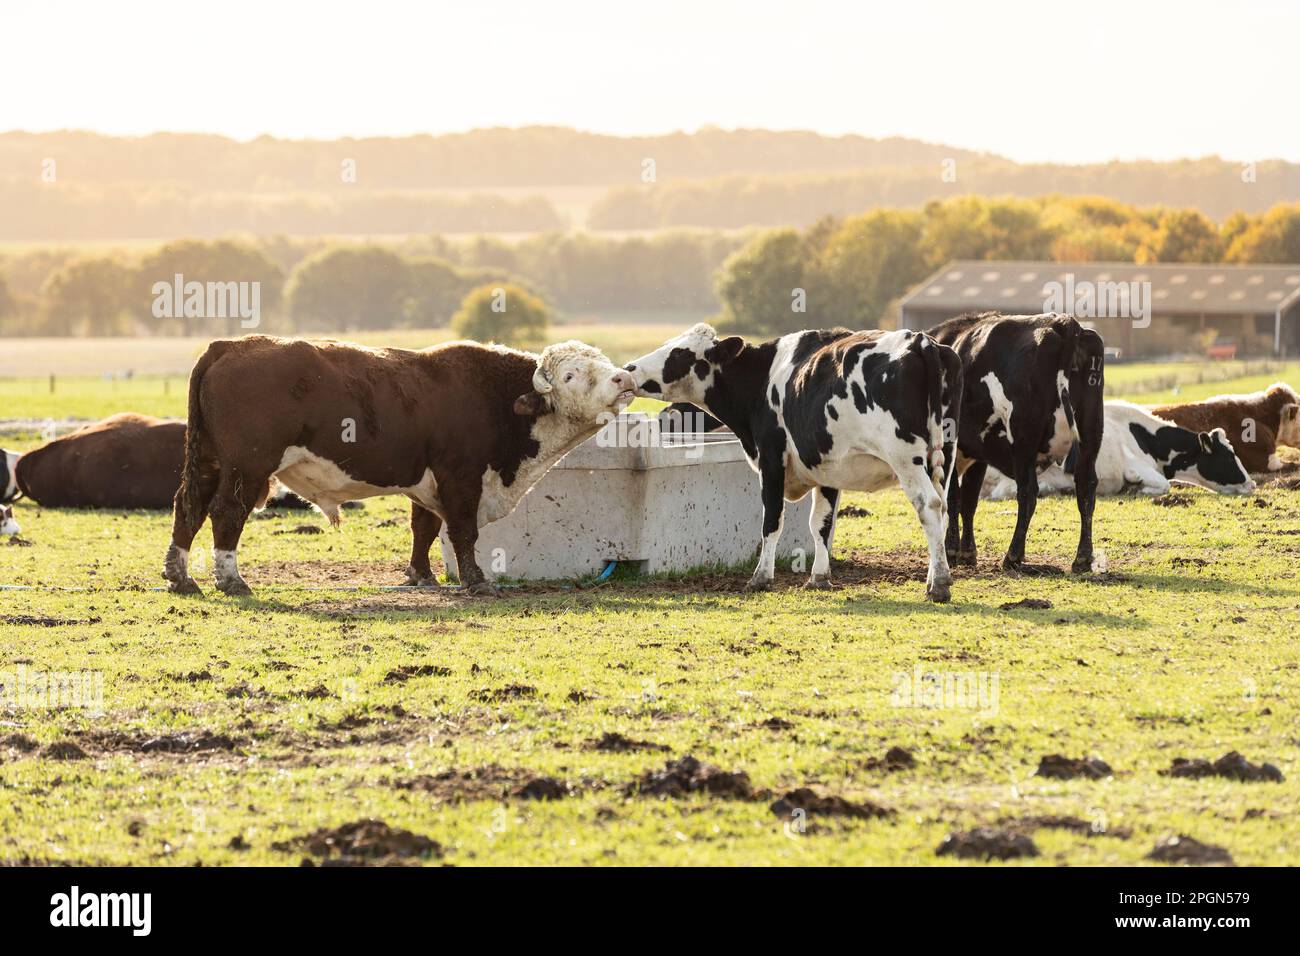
[926,582,952,603]
[404,567,440,588]
[216,577,253,597]
[462,581,499,596]
[803,574,833,590]
[1001,557,1024,573]
[1071,557,1093,574]
[954,548,978,567]
[168,577,204,597]
[744,578,773,593]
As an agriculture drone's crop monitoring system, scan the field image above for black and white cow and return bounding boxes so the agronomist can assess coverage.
[984,400,1254,499]
[927,312,1105,574]
[625,323,964,601]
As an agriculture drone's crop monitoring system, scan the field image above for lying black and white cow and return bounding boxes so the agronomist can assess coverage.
[928,312,1105,574]
[625,323,963,601]
[984,400,1254,499]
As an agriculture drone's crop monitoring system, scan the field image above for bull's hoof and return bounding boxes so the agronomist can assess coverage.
[168,577,204,596]
[404,567,441,588]
[462,581,499,596]
[954,548,978,567]
[803,574,833,590]
[1071,556,1094,575]
[1001,556,1024,573]
[926,582,952,604]
[743,578,773,593]
[216,577,253,597]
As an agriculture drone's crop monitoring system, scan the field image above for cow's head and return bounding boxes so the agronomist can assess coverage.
[1,450,20,504]
[623,323,745,402]
[513,340,635,422]
[1183,428,1254,494]
[0,504,18,536]
[1269,383,1300,446]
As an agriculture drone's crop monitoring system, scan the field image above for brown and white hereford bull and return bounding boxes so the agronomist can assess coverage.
[162,335,635,596]
[1151,382,1300,474]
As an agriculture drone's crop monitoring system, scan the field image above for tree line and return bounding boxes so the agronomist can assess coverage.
[714,195,1300,336]
[2,195,1297,339]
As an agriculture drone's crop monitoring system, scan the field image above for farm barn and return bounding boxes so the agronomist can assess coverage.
[899,261,1300,359]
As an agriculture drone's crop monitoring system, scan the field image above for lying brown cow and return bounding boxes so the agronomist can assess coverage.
[15,414,186,509]
[1152,382,1300,474]
[11,413,313,510]
[163,335,635,596]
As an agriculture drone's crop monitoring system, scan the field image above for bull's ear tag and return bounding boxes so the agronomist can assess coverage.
[341,418,356,443]
[1241,417,1256,443]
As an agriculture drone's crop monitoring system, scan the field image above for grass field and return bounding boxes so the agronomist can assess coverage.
[3,337,1297,425]
[1,478,1297,866]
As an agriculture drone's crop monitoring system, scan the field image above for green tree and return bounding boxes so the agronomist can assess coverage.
[284,246,411,332]
[1140,208,1222,263]
[0,274,13,320]
[40,256,134,335]
[715,229,807,335]
[135,239,284,335]
[451,282,550,349]
[807,209,929,328]
[1224,203,1300,263]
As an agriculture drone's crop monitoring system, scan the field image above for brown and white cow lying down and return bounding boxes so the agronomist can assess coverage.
[11,413,312,510]
[1151,382,1300,474]
[163,335,635,596]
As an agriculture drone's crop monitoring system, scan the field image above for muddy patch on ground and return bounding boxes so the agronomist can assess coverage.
[585,732,670,753]
[937,828,1039,861]
[1151,492,1194,507]
[251,559,432,590]
[79,729,245,756]
[625,756,755,799]
[40,741,88,760]
[1002,815,1132,839]
[0,733,40,756]
[1146,834,1234,865]
[1000,598,1053,611]
[383,664,452,683]
[275,819,441,866]
[753,716,795,731]
[391,765,581,802]
[865,746,915,771]
[1,614,101,627]
[1034,754,1112,780]
[471,684,538,703]
[1161,751,1283,783]
[770,788,894,821]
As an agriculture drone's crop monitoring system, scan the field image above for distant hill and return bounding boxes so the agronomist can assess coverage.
[1,128,1296,239]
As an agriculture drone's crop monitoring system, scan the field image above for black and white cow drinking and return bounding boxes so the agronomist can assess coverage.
[984,400,1254,499]
[927,312,1105,574]
[625,323,964,601]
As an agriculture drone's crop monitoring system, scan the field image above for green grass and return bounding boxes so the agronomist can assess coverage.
[3,353,1297,426]
[1,484,1296,866]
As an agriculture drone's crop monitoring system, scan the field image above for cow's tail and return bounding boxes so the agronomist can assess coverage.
[921,334,963,497]
[174,341,230,534]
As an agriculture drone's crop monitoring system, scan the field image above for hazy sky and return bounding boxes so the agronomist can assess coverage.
[4,0,1295,163]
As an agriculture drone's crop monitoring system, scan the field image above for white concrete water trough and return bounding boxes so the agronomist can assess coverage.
[441,412,813,582]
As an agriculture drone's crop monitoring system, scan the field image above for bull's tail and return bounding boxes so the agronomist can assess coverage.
[174,341,231,534]
[921,334,963,497]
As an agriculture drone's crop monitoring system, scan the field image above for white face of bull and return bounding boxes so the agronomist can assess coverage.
[623,323,742,403]
[1279,402,1300,448]
[515,340,636,422]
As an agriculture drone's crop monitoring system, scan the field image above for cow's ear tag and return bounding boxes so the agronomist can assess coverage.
[513,392,549,416]
[705,336,744,365]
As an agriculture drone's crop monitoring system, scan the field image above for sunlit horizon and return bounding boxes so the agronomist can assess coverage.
[5,0,1298,165]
